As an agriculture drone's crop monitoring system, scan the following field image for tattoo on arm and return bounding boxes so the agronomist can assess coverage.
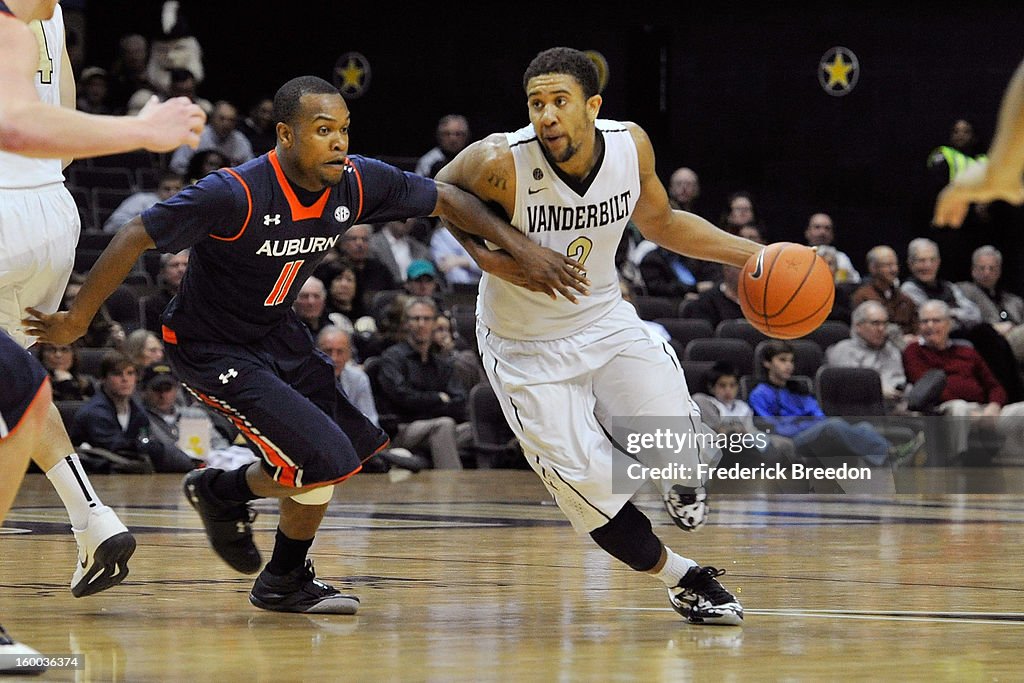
[486,172,508,191]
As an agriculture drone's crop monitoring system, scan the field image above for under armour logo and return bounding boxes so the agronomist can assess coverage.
[263,214,281,226]
[219,368,238,384]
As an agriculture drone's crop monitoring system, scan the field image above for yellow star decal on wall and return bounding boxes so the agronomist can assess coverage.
[823,53,853,88]
[337,59,365,89]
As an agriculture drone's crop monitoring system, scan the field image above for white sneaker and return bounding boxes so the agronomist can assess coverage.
[0,623,46,674]
[663,485,708,532]
[71,506,136,598]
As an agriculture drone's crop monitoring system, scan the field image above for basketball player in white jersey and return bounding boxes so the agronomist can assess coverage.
[0,0,205,610]
[437,47,764,626]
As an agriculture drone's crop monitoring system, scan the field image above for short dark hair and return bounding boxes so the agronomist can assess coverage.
[99,350,135,378]
[523,47,599,99]
[705,361,740,391]
[273,76,339,126]
[759,340,794,366]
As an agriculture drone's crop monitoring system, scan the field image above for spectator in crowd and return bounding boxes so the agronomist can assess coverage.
[825,301,907,403]
[902,299,1024,461]
[737,223,766,244]
[851,245,919,345]
[70,351,153,464]
[431,225,482,286]
[144,1,205,96]
[293,276,331,336]
[957,245,1024,347]
[667,167,700,213]
[37,342,95,401]
[183,149,227,184]
[239,97,276,155]
[749,341,924,472]
[814,246,852,322]
[432,310,487,390]
[334,224,398,311]
[718,191,759,234]
[324,263,363,331]
[901,237,1024,401]
[415,114,471,178]
[141,249,189,332]
[124,329,164,371]
[107,33,151,113]
[681,263,743,328]
[137,363,201,472]
[103,172,184,233]
[169,100,254,175]
[127,67,212,117]
[690,361,796,468]
[375,298,473,469]
[315,326,426,473]
[804,212,861,283]
[76,66,113,115]
[639,244,721,298]
[927,117,992,283]
[369,218,434,284]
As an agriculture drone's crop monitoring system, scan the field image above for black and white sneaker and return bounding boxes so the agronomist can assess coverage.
[663,485,708,531]
[0,623,45,674]
[249,560,360,614]
[183,469,261,574]
[71,506,136,597]
[668,565,743,626]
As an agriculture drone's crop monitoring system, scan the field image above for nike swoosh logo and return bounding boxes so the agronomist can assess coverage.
[80,554,89,569]
[750,249,765,279]
[528,187,545,195]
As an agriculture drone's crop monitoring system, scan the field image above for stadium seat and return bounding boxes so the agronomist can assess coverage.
[683,338,754,377]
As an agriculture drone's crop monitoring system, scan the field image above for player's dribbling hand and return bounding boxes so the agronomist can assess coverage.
[137,95,207,152]
[21,308,89,346]
[933,160,1024,228]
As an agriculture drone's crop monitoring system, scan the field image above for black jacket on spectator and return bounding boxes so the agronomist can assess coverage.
[376,341,467,422]
[71,389,149,454]
[684,287,743,328]
[640,247,721,297]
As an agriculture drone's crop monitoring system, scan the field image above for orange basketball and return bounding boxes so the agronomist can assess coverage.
[737,242,835,339]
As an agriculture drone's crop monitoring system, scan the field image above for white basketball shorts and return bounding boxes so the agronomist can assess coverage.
[0,184,80,348]
[478,299,710,533]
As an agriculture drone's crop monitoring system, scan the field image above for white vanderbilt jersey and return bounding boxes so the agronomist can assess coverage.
[478,119,641,341]
[0,5,65,189]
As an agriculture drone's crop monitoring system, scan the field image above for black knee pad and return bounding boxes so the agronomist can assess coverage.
[589,502,662,572]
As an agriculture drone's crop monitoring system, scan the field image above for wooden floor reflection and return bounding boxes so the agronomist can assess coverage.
[3,471,1024,681]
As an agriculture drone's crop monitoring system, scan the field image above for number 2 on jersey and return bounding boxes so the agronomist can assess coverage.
[566,236,593,267]
[265,260,305,306]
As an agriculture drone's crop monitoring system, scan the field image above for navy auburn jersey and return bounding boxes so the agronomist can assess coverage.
[142,150,437,344]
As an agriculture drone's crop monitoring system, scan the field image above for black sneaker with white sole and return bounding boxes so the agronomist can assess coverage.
[663,485,708,531]
[668,565,744,626]
[183,469,261,574]
[249,560,360,614]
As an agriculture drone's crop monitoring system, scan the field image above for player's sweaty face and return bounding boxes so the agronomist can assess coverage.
[527,74,591,164]
[293,93,351,187]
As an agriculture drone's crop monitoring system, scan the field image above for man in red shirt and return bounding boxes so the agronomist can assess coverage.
[903,299,1024,461]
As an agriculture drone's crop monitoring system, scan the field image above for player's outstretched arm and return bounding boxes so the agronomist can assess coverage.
[23,218,156,345]
[435,136,589,301]
[0,21,205,159]
[934,57,1024,228]
[624,122,760,268]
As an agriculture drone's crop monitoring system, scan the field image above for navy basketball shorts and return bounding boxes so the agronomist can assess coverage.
[0,330,50,441]
[164,318,388,488]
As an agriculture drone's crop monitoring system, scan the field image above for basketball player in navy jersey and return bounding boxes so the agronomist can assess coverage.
[27,75,587,613]
[1,0,202,622]
[437,48,765,626]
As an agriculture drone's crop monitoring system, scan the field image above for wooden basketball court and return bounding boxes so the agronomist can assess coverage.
[3,470,1023,681]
